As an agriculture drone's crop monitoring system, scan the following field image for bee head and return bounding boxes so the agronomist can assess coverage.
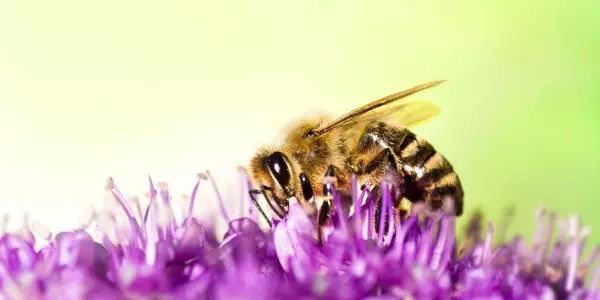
[249,148,298,217]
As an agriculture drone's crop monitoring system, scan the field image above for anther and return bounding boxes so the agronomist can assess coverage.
[157,182,169,190]
[105,177,115,191]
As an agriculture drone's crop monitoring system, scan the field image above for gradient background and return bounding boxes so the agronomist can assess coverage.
[1,1,599,249]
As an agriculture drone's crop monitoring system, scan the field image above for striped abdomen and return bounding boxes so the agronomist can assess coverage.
[350,120,464,216]
[396,129,464,216]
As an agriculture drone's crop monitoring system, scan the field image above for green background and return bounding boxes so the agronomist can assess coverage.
[1,0,599,251]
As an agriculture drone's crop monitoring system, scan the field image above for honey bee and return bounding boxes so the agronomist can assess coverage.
[248,80,464,238]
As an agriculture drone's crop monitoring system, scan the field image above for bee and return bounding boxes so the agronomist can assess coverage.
[248,80,464,239]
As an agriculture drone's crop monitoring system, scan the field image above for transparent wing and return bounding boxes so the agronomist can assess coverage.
[313,80,445,135]
[335,100,441,129]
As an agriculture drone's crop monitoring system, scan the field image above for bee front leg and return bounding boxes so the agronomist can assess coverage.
[316,165,354,246]
[249,189,273,228]
[314,165,337,247]
[316,200,330,246]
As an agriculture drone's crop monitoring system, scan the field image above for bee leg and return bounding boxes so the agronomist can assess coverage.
[315,165,337,246]
[298,173,314,203]
[322,164,354,214]
[249,189,273,228]
[363,148,405,234]
[323,165,336,196]
[317,165,354,246]
[316,200,331,246]
[365,148,404,197]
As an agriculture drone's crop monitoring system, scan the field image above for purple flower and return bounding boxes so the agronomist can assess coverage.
[0,169,598,299]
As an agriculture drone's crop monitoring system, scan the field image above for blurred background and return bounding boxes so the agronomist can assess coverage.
[1,0,599,248]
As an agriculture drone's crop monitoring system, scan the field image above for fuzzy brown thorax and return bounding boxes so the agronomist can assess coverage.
[281,116,352,195]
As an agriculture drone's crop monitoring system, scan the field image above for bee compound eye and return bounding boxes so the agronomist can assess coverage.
[299,173,313,200]
[266,151,291,188]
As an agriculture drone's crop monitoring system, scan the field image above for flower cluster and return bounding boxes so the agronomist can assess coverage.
[0,169,598,299]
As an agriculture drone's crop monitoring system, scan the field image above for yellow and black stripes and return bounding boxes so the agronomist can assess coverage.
[348,120,464,216]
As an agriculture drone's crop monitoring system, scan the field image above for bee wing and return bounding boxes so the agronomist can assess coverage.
[387,100,441,128]
[336,100,441,129]
[314,80,445,135]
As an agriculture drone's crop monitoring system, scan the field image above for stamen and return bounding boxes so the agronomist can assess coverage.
[351,175,362,228]
[566,216,581,291]
[578,226,592,258]
[331,187,348,235]
[430,214,450,270]
[31,220,52,241]
[482,222,494,263]
[144,175,158,223]
[109,177,146,247]
[366,188,375,240]
[1,214,9,235]
[77,205,96,230]
[106,177,137,224]
[20,213,35,244]
[589,262,600,298]
[180,194,190,223]
[583,245,600,268]
[188,173,207,219]
[145,201,159,266]
[385,187,395,244]
[532,208,546,264]
[129,196,143,225]
[496,206,515,244]
[351,180,367,253]
[157,182,170,204]
[205,171,230,223]
[156,201,176,241]
[418,215,440,265]
[549,219,568,265]
[95,211,118,244]
[391,216,417,261]
[237,167,256,220]
[540,212,556,264]
[404,240,416,263]
[436,217,456,278]
[377,184,390,246]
